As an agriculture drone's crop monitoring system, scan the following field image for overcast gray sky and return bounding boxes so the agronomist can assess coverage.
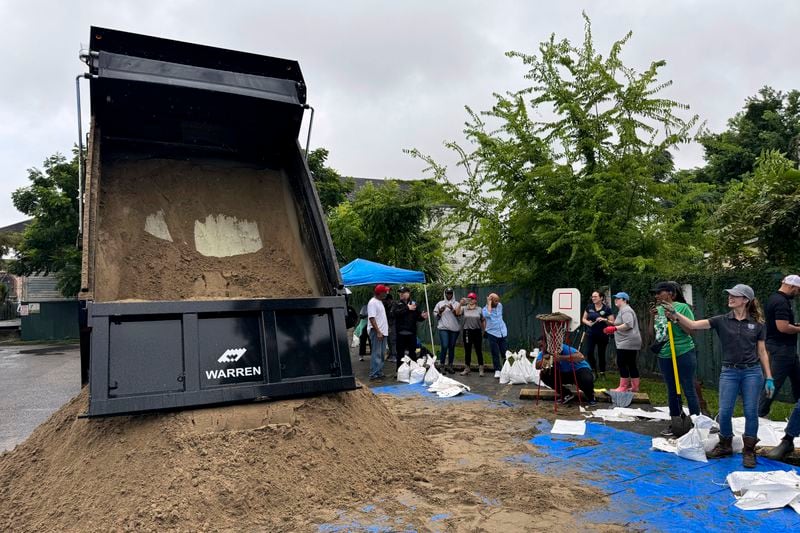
[1,0,799,228]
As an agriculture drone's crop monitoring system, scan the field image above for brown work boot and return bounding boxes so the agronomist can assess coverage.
[742,436,759,468]
[765,436,795,461]
[706,435,733,459]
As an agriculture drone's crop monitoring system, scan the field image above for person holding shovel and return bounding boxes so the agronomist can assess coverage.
[652,281,702,436]
[665,283,774,468]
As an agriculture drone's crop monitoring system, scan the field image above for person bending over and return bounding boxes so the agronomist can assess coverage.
[534,336,596,405]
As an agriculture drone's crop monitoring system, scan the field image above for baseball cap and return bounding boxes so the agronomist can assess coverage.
[612,292,630,301]
[650,281,675,294]
[782,274,800,288]
[398,286,411,293]
[467,292,478,299]
[374,284,390,294]
[724,283,755,301]
[445,287,454,293]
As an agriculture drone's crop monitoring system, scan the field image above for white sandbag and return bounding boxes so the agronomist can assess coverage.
[676,428,708,463]
[424,356,442,386]
[703,433,720,453]
[691,414,717,430]
[516,350,535,383]
[727,470,800,512]
[396,356,412,383]
[509,354,528,385]
[499,352,513,384]
[428,375,470,393]
[409,365,426,384]
[436,386,466,398]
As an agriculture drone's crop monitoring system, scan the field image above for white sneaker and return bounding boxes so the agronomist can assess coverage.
[494,370,501,378]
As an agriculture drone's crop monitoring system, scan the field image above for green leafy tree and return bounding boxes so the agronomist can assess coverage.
[0,231,21,264]
[699,87,800,187]
[307,148,354,214]
[10,152,81,297]
[327,180,450,282]
[410,14,704,290]
[709,150,800,268]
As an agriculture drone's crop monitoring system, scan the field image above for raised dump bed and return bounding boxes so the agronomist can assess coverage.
[78,27,356,416]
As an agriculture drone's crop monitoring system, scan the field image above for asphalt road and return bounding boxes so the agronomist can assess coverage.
[0,343,81,452]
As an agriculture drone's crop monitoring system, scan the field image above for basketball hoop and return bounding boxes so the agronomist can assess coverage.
[537,312,571,357]
[536,312,582,411]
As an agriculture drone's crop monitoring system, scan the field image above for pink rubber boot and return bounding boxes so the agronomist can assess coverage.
[613,378,631,392]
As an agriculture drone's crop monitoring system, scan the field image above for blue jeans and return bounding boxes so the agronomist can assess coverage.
[487,334,508,372]
[758,343,800,417]
[657,350,701,417]
[718,365,763,438]
[786,397,800,438]
[438,329,459,366]
[369,329,387,378]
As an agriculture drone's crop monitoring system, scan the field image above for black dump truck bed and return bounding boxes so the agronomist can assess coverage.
[79,27,356,416]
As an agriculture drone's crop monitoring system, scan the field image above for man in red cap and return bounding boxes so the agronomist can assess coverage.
[367,284,390,380]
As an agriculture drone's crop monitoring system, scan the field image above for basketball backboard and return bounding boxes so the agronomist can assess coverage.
[552,288,581,331]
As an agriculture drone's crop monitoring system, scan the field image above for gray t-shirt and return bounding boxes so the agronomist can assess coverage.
[435,298,461,331]
[614,306,642,350]
[462,306,483,330]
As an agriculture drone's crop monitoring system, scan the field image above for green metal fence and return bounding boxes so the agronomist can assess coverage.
[0,301,16,321]
[348,279,798,400]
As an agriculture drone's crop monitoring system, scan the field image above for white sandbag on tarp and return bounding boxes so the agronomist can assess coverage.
[409,364,426,384]
[499,351,513,384]
[726,470,800,513]
[397,356,412,383]
[675,428,708,463]
[551,419,586,436]
[424,355,441,386]
[428,375,469,392]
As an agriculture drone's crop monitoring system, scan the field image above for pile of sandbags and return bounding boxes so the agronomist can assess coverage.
[396,354,470,397]
[499,349,548,387]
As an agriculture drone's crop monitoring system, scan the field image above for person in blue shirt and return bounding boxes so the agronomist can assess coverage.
[482,292,508,379]
[534,336,596,404]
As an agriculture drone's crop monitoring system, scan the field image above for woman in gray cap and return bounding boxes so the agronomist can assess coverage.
[665,283,775,468]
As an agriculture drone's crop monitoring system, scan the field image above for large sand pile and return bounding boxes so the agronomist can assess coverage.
[92,158,319,301]
[0,385,431,532]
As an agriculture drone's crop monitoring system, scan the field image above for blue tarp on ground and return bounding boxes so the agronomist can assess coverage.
[340,258,426,286]
[513,419,800,532]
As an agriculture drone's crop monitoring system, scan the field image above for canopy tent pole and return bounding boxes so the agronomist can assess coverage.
[423,284,436,356]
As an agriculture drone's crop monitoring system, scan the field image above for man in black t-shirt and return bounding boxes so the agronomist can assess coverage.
[391,287,429,370]
[759,274,800,417]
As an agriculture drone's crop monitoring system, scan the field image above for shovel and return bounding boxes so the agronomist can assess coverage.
[667,321,693,437]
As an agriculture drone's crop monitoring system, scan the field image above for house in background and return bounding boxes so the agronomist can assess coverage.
[347,177,481,278]
[0,219,78,341]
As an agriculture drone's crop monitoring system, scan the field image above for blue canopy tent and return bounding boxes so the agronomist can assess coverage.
[340,258,436,353]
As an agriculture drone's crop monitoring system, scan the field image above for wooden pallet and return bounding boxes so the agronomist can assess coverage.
[519,388,650,404]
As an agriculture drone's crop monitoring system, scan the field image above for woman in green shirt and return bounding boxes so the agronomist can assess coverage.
[652,281,701,437]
